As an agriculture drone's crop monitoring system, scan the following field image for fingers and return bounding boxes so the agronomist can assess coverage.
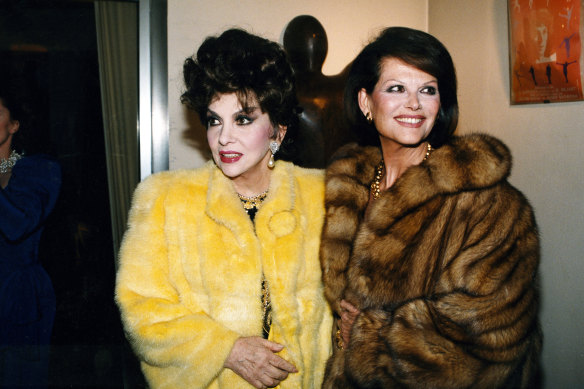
[252,352,295,388]
[340,310,354,323]
[269,353,297,373]
[339,299,361,345]
[340,299,360,314]
[225,336,297,387]
[258,339,297,372]
[261,364,291,387]
[260,338,285,353]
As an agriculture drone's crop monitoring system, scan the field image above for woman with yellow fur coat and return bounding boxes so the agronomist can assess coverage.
[115,29,332,388]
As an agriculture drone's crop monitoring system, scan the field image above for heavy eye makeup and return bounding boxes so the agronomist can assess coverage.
[384,84,438,95]
[234,114,254,125]
[386,84,405,93]
[205,107,258,128]
[420,85,438,95]
[235,106,259,125]
[205,114,220,128]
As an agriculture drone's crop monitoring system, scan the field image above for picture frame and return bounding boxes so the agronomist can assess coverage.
[508,0,584,104]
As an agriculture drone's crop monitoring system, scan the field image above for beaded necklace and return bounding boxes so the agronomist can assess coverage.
[371,143,432,200]
[0,150,23,174]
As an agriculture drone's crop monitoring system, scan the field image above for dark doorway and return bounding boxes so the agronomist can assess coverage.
[1,1,133,387]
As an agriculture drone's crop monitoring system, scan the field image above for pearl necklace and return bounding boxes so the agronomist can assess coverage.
[0,150,23,174]
[371,143,432,200]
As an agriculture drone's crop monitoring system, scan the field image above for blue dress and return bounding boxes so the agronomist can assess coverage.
[0,155,61,388]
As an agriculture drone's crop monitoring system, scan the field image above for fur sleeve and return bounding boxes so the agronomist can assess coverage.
[115,172,241,388]
[320,144,377,314]
[345,184,541,388]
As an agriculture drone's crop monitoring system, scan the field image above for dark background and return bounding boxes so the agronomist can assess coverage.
[1,0,142,387]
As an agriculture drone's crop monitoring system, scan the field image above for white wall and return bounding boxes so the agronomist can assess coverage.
[429,1,584,388]
[167,0,428,169]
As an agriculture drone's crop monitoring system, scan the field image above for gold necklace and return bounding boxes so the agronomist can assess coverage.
[371,143,432,200]
[261,274,272,338]
[238,190,268,210]
[370,161,384,200]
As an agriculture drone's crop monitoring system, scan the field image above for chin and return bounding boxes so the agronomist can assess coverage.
[395,137,426,147]
[219,166,244,178]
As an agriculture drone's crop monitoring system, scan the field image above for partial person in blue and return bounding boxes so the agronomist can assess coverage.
[0,89,61,388]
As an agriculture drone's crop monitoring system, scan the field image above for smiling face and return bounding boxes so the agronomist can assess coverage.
[358,57,440,148]
[206,92,285,193]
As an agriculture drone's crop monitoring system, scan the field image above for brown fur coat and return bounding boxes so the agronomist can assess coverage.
[320,134,541,388]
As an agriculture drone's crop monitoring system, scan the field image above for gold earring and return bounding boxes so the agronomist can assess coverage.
[366,112,373,124]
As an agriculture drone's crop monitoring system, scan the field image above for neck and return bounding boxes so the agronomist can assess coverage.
[379,140,430,189]
[231,156,272,197]
[0,142,12,160]
[234,181,270,197]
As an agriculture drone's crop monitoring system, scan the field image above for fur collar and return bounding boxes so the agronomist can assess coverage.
[205,160,298,239]
[326,134,512,231]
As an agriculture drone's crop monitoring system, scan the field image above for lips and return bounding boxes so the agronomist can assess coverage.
[219,151,242,163]
[395,115,425,126]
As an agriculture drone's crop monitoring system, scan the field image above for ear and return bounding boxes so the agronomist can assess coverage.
[357,88,370,118]
[9,120,20,135]
[275,124,287,143]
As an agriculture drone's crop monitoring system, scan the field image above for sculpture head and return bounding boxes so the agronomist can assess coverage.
[284,15,328,73]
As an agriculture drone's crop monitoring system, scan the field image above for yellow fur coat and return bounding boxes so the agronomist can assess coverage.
[115,160,332,388]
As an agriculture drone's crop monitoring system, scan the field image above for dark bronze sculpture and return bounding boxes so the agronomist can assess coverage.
[284,15,356,168]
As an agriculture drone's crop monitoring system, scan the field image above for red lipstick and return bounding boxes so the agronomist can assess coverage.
[219,151,242,163]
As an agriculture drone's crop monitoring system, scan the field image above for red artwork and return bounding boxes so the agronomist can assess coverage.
[508,0,584,103]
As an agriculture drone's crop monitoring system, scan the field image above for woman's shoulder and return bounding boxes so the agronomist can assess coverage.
[135,162,213,199]
[9,154,61,192]
[431,134,537,213]
[430,133,512,191]
[14,154,61,175]
[286,161,325,181]
[280,161,326,195]
[274,161,325,204]
[449,133,511,162]
[325,143,380,186]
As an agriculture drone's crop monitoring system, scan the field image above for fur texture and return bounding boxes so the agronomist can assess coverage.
[116,161,332,388]
[320,134,541,388]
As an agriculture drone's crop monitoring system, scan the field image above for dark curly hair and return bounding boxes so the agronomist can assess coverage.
[345,27,458,148]
[181,28,299,161]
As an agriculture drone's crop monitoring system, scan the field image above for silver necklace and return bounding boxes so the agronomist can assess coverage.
[0,150,23,174]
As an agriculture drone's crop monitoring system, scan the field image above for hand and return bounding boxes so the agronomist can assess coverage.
[339,299,360,345]
[224,336,298,388]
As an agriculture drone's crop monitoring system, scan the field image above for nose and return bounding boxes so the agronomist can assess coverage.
[218,123,234,146]
[406,93,421,111]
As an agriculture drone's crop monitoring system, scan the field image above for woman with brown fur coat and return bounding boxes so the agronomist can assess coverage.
[320,27,541,388]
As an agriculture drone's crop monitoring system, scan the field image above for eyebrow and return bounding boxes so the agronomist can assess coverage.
[206,106,259,117]
[382,77,438,85]
[377,79,438,91]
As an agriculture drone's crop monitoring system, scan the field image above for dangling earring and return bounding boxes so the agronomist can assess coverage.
[365,112,373,124]
[268,141,279,168]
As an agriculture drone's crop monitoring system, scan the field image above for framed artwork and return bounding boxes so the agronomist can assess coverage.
[508,0,584,104]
